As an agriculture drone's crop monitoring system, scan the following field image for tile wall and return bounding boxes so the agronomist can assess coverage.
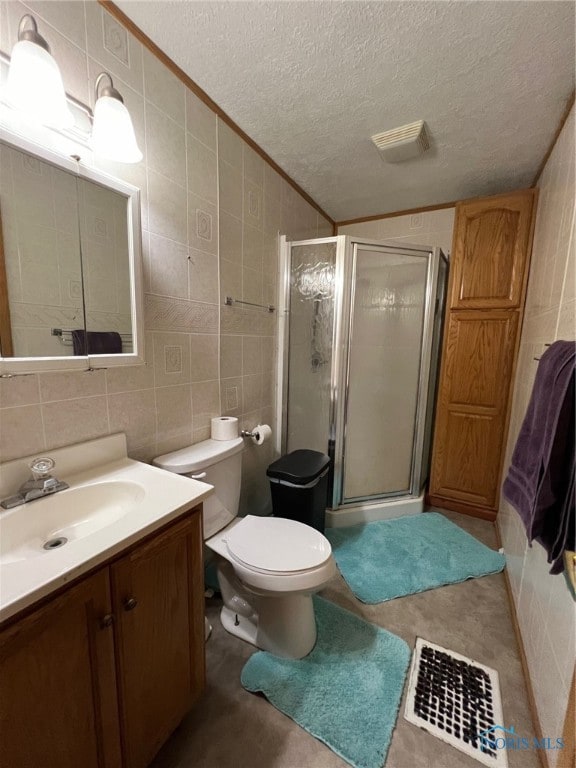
[337,207,455,257]
[498,105,575,761]
[0,1,332,515]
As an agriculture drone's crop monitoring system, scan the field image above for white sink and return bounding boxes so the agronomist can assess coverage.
[0,434,214,623]
[0,481,145,564]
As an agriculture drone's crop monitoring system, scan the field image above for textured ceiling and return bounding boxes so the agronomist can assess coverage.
[117,1,575,221]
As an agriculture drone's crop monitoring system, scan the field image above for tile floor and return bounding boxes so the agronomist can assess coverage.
[151,510,539,768]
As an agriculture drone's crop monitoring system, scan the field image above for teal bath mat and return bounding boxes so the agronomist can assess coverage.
[325,512,505,604]
[241,596,410,768]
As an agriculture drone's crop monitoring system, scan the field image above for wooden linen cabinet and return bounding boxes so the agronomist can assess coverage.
[428,189,537,520]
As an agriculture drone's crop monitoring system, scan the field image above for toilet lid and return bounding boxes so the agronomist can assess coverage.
[225,515,332,572]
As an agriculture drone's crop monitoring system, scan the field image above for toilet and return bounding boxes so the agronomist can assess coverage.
[154,437,337,658]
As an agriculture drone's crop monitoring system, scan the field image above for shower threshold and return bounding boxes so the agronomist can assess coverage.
[325,492,424,528]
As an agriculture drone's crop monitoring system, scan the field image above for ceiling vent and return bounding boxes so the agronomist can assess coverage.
[371,120,430,163]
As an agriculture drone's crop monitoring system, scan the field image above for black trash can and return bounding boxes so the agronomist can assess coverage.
[266,449,331,532]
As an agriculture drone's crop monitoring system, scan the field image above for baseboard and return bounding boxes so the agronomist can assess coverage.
[495,518,549,768]
[427,494,497,521]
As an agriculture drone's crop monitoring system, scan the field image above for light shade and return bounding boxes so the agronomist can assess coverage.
[6,39,74,129]
[90,95,142,164]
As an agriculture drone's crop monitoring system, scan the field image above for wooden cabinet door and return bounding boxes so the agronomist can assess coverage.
[0,570,121,768]
[111,511,205,768]
[429,310,519,511]
[450,190,535,310]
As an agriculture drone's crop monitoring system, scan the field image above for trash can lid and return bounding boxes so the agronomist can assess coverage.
[266,449,331,485]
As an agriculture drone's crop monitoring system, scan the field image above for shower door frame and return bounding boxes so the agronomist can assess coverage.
[333,239,442,508]
[278,235,444,511]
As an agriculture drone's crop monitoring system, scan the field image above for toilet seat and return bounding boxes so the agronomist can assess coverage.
[225,515,332,572]
[205,515,337,593]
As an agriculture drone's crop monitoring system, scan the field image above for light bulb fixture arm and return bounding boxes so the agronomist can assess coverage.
[17,15,50,53]
[94,72,124,105]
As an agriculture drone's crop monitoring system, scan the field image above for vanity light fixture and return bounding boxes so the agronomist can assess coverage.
[5,15,74,129]
[90,72,143,164]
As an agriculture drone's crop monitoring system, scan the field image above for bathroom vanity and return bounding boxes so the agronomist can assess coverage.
[0,435,212,768]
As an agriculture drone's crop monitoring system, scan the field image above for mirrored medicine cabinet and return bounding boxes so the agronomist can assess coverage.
[0,126,144,374]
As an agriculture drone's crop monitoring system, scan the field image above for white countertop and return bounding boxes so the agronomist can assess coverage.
[0,457,213,624]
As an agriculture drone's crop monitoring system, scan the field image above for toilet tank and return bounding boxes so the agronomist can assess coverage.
[154,437,244,539]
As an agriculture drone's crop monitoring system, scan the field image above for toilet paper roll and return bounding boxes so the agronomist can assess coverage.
[211,416,239,441]
[251,424,272,446]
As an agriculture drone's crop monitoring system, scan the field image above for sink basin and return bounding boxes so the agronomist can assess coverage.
[0,434,215,623]
[0,481,145,564]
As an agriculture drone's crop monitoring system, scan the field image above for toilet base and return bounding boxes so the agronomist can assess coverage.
[220,605,258,646]
[217,560,318,658]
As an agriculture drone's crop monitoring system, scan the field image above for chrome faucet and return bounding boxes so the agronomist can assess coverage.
[0,457,69,509]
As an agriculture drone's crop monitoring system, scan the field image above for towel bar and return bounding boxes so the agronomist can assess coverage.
[224,296,275,313]
[51,328,133,347]
[51,328,133,338]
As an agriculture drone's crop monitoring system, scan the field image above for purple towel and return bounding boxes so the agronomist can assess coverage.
[503,340,575,573]
[72,330,123,356]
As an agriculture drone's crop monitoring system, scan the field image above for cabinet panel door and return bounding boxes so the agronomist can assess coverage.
[450,190,535,309]
[0,571,121,768]
[111,511,205,768]
[443,310,519,410]
[432,410,505,507]
[430,310,519,510]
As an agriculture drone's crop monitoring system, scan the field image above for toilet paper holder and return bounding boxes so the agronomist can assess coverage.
[241,425,271,445]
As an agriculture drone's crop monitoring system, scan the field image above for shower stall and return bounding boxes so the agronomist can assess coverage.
[277,236,448,527]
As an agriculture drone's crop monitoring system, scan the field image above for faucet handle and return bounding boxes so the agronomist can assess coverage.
[30,457,55,479]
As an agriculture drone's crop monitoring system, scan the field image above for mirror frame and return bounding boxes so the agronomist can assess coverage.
[0,125,144,374]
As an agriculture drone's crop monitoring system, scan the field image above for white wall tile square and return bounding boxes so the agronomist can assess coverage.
[85,2,143,95]
[148,169,187,245]
[186,134,218,205]
[217,119,243,170]
[149,234,189,300]
[42,395,109,450]
[142,47,185,127]
[186,91,217,151]
[145,103,186,189]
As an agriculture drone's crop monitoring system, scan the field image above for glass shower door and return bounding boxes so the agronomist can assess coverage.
[341,245,429,502]
[284,240,337,455]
